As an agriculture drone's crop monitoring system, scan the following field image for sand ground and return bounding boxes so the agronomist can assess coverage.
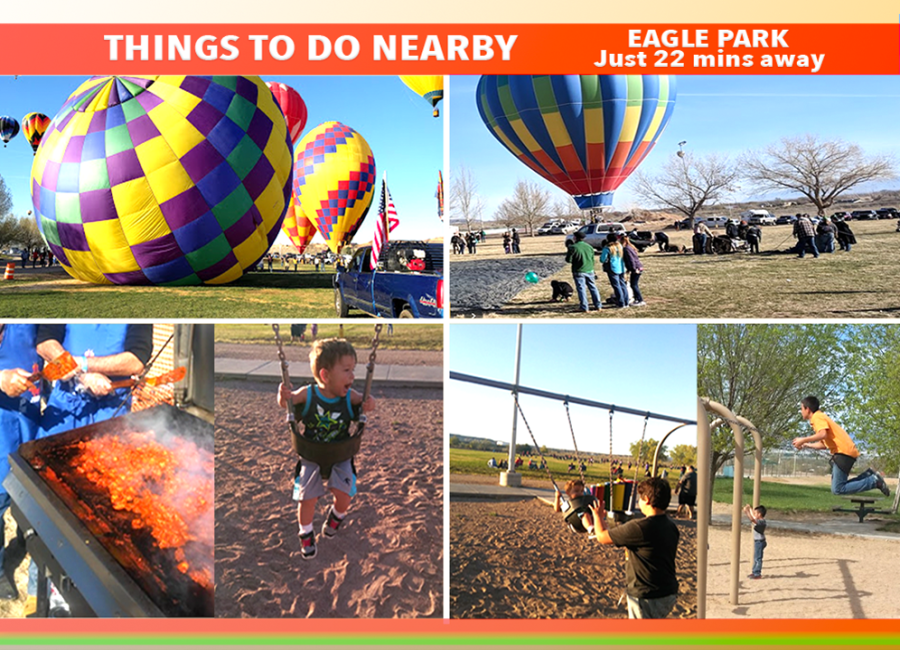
[215,380,443,618]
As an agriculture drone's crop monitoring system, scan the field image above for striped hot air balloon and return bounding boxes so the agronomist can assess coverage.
[265,81,308,145]
[31,75,293,285]
[21,112,51,154]
[282,196,316,255]
[292,122,376,255]
[475,75,677,210]
[399,75,444,117]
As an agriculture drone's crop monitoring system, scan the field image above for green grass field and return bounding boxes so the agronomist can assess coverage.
[712,477,897,516]
[216,323,443,350]
[0,266,344,318]
[449,447,682,490]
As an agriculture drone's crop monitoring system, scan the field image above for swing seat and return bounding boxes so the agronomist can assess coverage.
[591,480,636,513]
[291,407,366,480]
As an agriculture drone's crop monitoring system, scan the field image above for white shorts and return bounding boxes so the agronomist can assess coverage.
[292,458,356,501]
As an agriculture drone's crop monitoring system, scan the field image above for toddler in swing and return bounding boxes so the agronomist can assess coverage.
[277,339,376,560]
[553,479,596,534]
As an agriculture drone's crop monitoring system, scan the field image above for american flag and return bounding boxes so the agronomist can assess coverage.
[370,174,399,270]
[436,170,444,221]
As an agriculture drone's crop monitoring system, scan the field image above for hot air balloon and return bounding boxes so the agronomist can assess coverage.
[476,75,676,210]
[31,75,293,285]
[266,81,308,145]
[21,112,51,154]
[399,76,444,117]
[282,196,316,255]
[0,116,19,147]
[293,121,376,255]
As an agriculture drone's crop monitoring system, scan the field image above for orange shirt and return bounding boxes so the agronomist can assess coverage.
[809,411,859,458]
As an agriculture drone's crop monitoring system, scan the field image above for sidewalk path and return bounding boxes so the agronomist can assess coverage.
[215,357,442,389]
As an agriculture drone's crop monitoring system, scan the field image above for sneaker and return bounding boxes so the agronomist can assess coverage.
[873,471,891,497]
[747,574,761,580]
[322,509,345,538]
[299,531,317,559]
[632,301,647,307]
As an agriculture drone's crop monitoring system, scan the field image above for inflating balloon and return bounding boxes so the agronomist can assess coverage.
[399,75,444,117]
[476,75,676,209]
[293,121,376,255]
[0,115,19,147]
[525,271,539,284]
[282,196,316,255]
[31,75,293,285]
[266,81,308,144]
[21,112,51,154]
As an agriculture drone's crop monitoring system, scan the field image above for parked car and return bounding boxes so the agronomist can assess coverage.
[831,211,853,221]
[740,209,777,225]
[536,220,564,235]
[775,215,796,225]
[334,241,444,318]
[564,222,626,250]
[851,210,878,220]
[876,207,899,219]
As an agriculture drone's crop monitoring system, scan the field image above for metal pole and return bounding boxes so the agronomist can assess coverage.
[501,324,523,488]
[651,423,692,477]
[700,398,746,609]
[735,416,763,509]
[450,371,695,426]
[696,399,710,620]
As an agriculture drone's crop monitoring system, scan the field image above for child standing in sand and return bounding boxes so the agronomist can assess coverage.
[743,504,767,579]
[277,339,375,560]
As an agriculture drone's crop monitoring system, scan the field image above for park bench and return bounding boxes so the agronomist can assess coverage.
[832,496,891,523]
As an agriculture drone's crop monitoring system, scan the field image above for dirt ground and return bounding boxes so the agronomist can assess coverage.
[450,219,900,318]
[215,380,443,618]
[706,520,900,618]
[449,478,697,619]
[704,497,900,619]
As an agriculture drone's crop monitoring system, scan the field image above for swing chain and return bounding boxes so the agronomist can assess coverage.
[629,413,651,512]
[564,398,587,485]
[368,324,383,369]
[608,407,615,485]
[513,391,565,498]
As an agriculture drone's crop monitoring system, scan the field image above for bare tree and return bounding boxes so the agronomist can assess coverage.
[0,175,13,218]
[741,134,896,215]
[449,165,484,233]
[493,201,519,231]
[500,179,552,236]
[551,197,580,222]
[633,152,739,220]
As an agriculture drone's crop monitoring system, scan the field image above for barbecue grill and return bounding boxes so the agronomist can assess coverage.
[3,404,214,617]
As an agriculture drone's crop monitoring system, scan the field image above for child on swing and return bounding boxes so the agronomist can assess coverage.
[553,479,596,534]
[277,339,376,560]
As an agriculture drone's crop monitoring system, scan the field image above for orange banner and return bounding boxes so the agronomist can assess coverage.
[1,23,897,74]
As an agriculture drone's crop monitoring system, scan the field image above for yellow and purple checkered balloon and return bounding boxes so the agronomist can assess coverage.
[31,75,293,285]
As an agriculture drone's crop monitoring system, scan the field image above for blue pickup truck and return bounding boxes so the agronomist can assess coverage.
[334,241,444,319]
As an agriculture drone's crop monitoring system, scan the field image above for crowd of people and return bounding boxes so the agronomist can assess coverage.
[18,249,54,269]
[451,231,486,255]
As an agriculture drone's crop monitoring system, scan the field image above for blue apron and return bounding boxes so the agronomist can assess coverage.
[39,325,131,439]
[0,324,42,503]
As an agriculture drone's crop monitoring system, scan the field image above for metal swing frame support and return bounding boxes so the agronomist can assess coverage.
[696,397,763,618]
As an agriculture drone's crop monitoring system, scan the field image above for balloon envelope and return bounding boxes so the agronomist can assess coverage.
[399,76,444,117]
[476,75,676,209]
[282,195,316,255]
[265,81,308,145]
[21,112,51,153]
[31,75,293,285]
[0,115,20,145]
[293,121,376,255]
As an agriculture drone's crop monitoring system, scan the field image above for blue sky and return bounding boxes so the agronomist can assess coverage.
[448,323,697,455]
[448,75,900,219]
[0,75,443,242]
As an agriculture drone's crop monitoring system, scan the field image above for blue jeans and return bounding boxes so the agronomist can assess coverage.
[817,232,834,253]
[573,272,602,311]
[832,462,878,495]
[752,539,766,576]
[629,272,643,303]
[797,235,819,258]
[606,271,629,307]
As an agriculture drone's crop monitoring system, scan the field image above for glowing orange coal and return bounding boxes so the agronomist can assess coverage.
[72,431,213,586]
